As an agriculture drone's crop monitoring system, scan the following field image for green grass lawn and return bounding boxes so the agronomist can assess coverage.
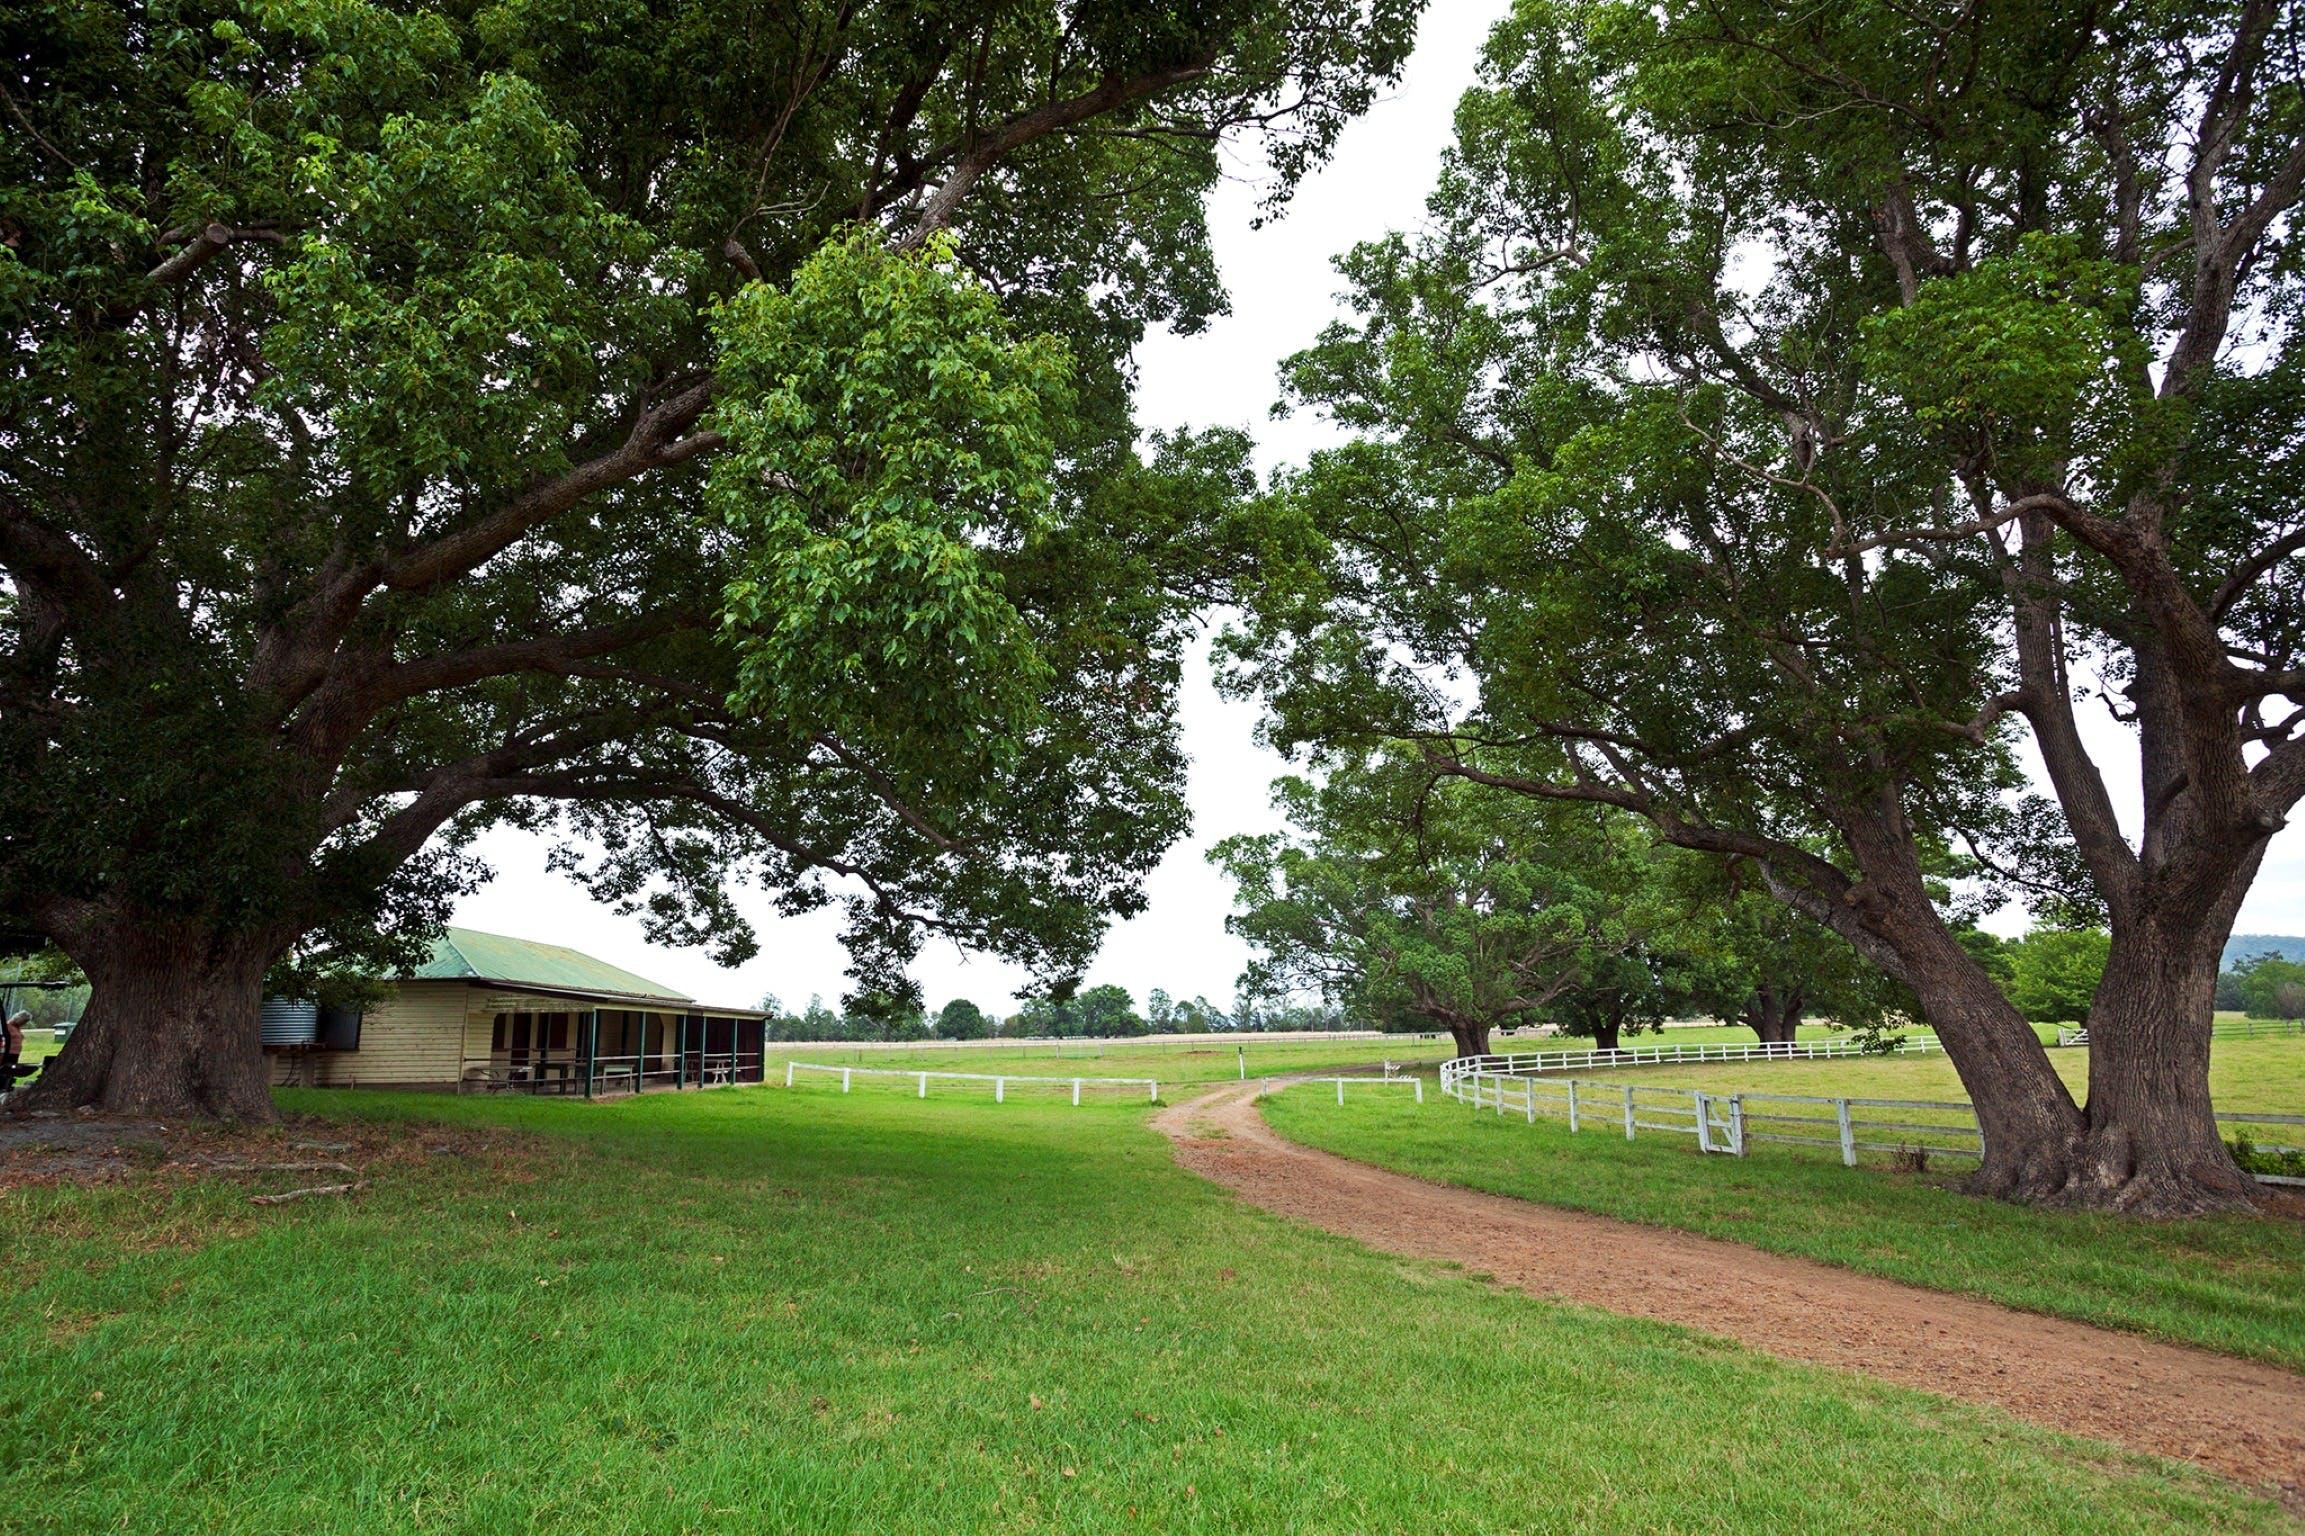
[762,1021,1938,1087]
[1264,1070,2305,1371]
[1563,1035,2305,1125]
[2,1087,2283,1533]
[764,1032,1459,1084]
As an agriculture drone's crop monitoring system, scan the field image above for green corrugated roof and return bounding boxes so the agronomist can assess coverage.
[408,927,688,1003]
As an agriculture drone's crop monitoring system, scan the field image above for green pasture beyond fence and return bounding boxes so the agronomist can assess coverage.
[1432,1056,2305,1175]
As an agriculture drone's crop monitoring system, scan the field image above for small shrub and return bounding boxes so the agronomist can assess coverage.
[2228,1134,2305,1179]
[1890,1144,1931,1175]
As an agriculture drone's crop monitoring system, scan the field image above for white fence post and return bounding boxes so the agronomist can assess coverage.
[995,1076,1005,1103]
[842,1067,852,1094]
[1622,1084,1636,1140]
[1149,1080,1158,1103]
[1837,1099,1855,1166]
[1337,1077,1345,1106]
[1696,1091,1712,1153]
[918,1071,928,1099]
[1566,1079,1580,1134]
[785,1061,795,1088]
[1415,1078,1424,1104]
[1523,1079,1535,1123]
[1729,1095,1746,1156]
[1072,1077,1081,1106]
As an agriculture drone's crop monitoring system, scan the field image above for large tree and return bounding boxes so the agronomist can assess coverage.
[1669,861,1908,1046]
[1213,755,1654,1057]
[2004,928,2114,1026]
[0,0,1420,1117]
[1229,0,2304,1212]
[934,998,990,1041]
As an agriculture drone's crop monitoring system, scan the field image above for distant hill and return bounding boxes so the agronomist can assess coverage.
[2225,934,2305,970]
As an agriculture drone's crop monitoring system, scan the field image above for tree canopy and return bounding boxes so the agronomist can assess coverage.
[1213,754,1661,1056]
[2003,929,2114,1026]
[934,998,991,1041]
[0,0,1422,1116]
[1668,859,1909,1045]
[2234,954,2305,1020]
[1224,0,2303,1212]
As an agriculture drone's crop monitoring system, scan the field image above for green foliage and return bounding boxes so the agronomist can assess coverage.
[1011,983,1147,1038]
[2235,956,2305,1021]
[1863,235,2167,486]
[1221,0,2305,1102]
[712,232,1070,781]
[816,989,926,1041]
[934,998,991,1041]
[2002,928,2112,1025]
[1666,857,1910,1043]
[0,0,1425,1023]
[1213,752,1666,1047]
[2227,1134,2305,1180]
[763,994,846,1043]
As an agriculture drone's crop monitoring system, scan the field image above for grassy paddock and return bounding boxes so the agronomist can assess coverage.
[1565,1035,2305,1125]
[761,1022,1911,1087]
[764,1033,1456,1084]
[0,1087,2282,1533]
[1263,1079,2305,1371]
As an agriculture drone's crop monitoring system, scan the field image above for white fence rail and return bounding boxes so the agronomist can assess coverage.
[1303,1075,1425,1105]
[1441,1035,1940,1084]
[1449,1069,1977,1164]
[1437,1061,2305,1169]
[2216,1019,2305,1041]
[785,1060,1160,1104]
[2057,1020,2305,1047]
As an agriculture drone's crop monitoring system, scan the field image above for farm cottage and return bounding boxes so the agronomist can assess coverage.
[267,927,768,1095]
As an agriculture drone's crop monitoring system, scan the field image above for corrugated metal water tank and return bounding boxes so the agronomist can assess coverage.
[259,997,318,1047]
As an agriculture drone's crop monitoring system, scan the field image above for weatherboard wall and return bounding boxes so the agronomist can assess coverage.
[268,980,472,1089]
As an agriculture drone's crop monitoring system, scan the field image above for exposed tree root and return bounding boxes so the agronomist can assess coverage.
[249,1179,368,1206]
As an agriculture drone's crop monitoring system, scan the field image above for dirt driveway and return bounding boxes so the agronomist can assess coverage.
[1156,1080,2305,1504]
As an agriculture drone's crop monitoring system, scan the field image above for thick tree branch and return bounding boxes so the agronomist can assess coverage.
[371,608,700,706]
[2209,524,2305,619]
[898,52,1220,242]
[383,381,719,595]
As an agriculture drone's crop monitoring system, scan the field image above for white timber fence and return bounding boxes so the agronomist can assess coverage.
[1447,1068,1984,1163]
[1434,1059,2305,1171]
[2060,1019,2305,1047]
[1440,1035,1943,1081]
[1299,1075,1425,1105]
[784,1060,1160,1104]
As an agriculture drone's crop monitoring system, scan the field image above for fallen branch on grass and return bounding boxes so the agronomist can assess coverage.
[249,1179,370,1206]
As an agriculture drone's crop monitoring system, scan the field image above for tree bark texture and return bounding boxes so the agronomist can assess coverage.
[1445,1020,1493,1059]
[2061,923,2256,1214]
[9,920,278,1121]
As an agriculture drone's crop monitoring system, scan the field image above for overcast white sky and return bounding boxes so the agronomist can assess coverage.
[452,1,2304,1015]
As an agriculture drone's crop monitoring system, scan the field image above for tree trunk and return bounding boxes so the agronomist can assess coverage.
[1590,1017,1622,1053]
[1445,1020,1493,1058]
[2061,929,2256,1215]
[1744,987,1802,1045]
[9,921,277,1120]
[1890,923,2088,1200]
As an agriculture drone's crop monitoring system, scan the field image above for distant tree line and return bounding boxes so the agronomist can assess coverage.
[2220,954,2305,1023]
[752,985,1355,1042]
